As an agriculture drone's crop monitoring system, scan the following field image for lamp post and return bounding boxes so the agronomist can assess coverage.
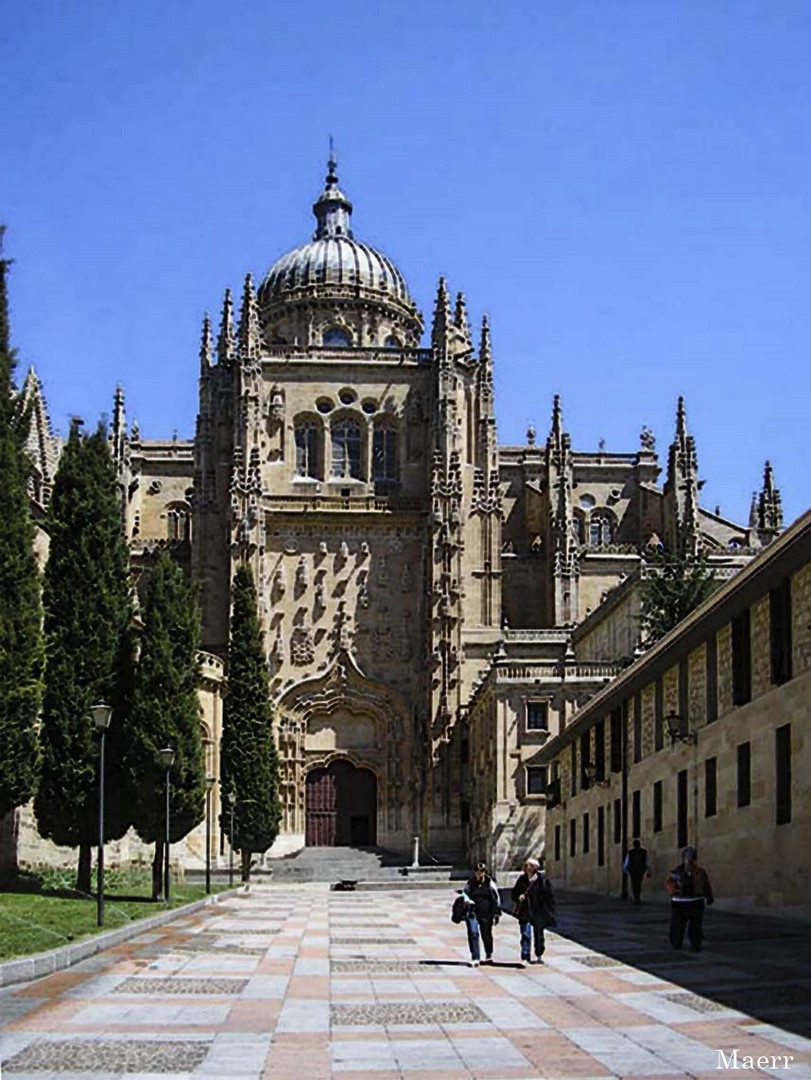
[227,791,236,887]
[159,747,175,902]
[205,776,216,894]
[665,711,697,745]
[90,703,113,928]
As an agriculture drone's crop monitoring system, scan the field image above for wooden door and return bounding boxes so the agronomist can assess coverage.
[305,768,336,847]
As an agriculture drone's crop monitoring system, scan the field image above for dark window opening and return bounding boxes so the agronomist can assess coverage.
[705,757,717,818]
[677,769,688,849]
[770,578,793,686]
[732,609,752,706]
[372,426,398,483]
[597,806,605,867]
[569,818,577,857]
[737,742,751,808]
[594,721,606,781]
[653,780,663,833]
[631,789,641,839]
[554,824,561,861]
[527,700,549,731]
[775,724,792,826]
[583,812,590,854]
[331,418,362,479]
[613,798,622,844]
[610,708,623,773]
[526,766,547,796]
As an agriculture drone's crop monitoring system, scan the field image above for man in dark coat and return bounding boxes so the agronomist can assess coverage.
[461,863,501,967]
[665,846,714,952]
[623,839,651,905]
[511,857,556,966]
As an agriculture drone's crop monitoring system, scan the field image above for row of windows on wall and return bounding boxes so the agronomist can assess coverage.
[322,327,401,348]
[568,577,794,790]
[554,727,792,864]
[295,421,397,482]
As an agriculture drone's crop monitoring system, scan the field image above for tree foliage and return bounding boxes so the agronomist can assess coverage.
[638,549,716,645]
[0,228,44,821]
[220,565,281,879]
[34,423,133,891]
[126,552,205,897]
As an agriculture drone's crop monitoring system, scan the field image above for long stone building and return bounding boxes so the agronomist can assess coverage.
[12,156,787,872]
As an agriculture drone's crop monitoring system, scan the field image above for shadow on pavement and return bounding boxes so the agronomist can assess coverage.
[551,889,811,1039]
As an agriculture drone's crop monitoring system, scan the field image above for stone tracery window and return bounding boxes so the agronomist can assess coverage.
[589,510,615,547]
[166,502,191,542]
[372,424,397,482]
[294,421,320,478]
[331,417,362,479]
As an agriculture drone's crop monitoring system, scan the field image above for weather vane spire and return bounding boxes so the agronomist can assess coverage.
[327,134,338,186]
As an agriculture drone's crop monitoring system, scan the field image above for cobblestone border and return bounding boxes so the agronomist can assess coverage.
[0,887,246,989]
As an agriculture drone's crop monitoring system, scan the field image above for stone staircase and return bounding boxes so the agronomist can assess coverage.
[262,846,455,887]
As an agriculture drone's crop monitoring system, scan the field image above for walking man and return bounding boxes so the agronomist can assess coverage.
[511,856,556,966]
[665,846,714,952]
[623,839,651,904]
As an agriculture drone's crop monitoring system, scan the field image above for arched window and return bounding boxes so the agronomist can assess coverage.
[373,426,398,482]
[384,334,401,348]
[589,511,614,547]
[331,418,362,479]
[294,422,319,478]
[572,510,586,545]
[166,503,191,542]
[323,326,352,347]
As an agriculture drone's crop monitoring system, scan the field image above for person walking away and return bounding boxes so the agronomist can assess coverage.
[623,839,651,904]
[462,862,501,967]
[665,846,714,952]
[511,857,556,966]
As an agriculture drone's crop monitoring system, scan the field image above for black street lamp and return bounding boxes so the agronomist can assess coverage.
[90,703,113,928]
[159,747,175,902]
[205,776,216,894]
[227,790,236,887]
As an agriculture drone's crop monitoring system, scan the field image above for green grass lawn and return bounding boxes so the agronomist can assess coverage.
[0,866,230,962]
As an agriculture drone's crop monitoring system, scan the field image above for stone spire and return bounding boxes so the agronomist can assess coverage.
[312,143,354,240]
[454,291,470,344]
[217,287,236,365]
[110,385,127,468]
[477,314,493,388]
[20,367,60,509]
[756,460,783,539]
[431,276,452,351]
[545,395,577,624]
[238,273,262,364]
[748,491,759,529]
[199,311,212,376]
[664,396,701,555]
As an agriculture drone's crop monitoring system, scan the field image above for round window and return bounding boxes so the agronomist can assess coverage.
[338,388,357,406]
[361,399,377,415]
[316,398,334,414]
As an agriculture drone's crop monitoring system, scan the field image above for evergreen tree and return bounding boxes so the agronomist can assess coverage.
[220,565,281,881]
[0,228,44,826]
[127,552,205,899]
[35,423,133,893]
[638,549,716,645]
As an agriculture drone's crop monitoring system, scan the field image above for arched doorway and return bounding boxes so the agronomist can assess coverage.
[305,760,377,847]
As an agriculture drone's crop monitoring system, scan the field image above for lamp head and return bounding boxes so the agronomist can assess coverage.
[206,776,217,791]
[90,702,113,732]
[159,746,175,769]
[227,791,236,807]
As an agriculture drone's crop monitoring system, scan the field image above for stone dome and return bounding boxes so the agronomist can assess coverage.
[257,155,423,346]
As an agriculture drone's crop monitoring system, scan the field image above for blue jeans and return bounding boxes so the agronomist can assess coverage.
[466,915,494,960]
[520,920,546,960]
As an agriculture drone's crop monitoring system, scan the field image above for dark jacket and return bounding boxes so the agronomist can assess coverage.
[462,875,501,923]
[665,863,714,903]
[511,872,556,926]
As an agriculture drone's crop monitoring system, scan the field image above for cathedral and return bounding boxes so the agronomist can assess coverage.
[20,156,784,872]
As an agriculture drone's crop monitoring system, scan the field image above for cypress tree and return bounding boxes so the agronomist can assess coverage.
[35,423,133,893]
[127,552,205,899]
[638,549,716,646]
[220,565,281,881]
[0,228,44,826]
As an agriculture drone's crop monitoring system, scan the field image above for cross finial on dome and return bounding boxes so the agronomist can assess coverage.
[327,135,338,187]
[313,144,353,240]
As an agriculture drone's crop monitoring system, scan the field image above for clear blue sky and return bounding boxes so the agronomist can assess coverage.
[2,1,809,525]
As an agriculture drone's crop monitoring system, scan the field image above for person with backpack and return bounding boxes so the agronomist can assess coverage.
[511,856,556,966]
[460,862,501,967]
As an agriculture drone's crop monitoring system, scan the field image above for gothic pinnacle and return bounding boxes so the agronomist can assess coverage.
[431,276,451,348]
[479,314,491,363]
[675,395,687,439]
[454,291,469,338]
[551,394,563,439]
[238,273,261,362]
[199,311,212,375]
[217,287,236,365]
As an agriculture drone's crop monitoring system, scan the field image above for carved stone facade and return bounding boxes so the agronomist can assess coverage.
[13,156,788,869]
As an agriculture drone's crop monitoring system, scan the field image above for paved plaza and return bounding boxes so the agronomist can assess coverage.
[1,883,811,1079]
